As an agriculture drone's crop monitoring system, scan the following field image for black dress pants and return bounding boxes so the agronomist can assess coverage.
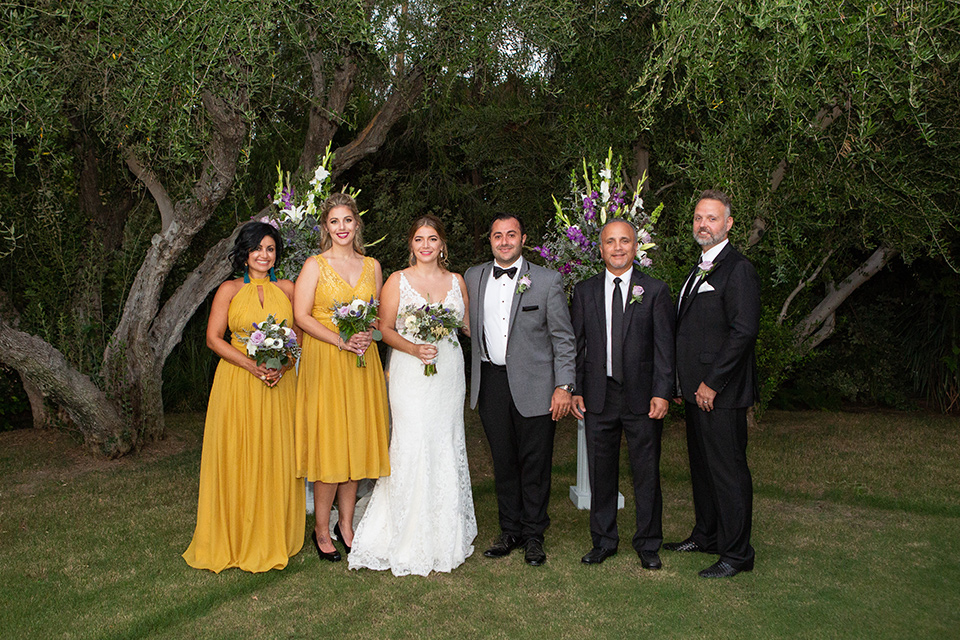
[477,361,556,541]
[585,377,663,552]
[684,402,755,568]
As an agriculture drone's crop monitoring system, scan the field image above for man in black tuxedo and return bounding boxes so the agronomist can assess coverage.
[666,189,760,578]
[570,219,675,570]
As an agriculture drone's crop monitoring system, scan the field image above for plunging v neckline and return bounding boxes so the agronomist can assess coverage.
[319,254,364,290]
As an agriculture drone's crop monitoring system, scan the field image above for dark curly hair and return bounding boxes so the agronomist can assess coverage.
[229,222,283,275]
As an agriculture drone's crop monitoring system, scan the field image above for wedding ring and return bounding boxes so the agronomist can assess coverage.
[260,375,266,380]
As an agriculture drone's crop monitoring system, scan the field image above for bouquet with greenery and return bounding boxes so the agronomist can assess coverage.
[235,314,301,372]
[533,148,662,298]
[331,297,382,367]
[398,303,463,376]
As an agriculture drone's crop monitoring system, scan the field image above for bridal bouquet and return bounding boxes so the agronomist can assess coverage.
[235,314,301,372]
[533,148,662,299]
[399,303,462,376]
[331,297,382,367]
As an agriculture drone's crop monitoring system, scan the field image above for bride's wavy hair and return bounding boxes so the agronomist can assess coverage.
[318,193,365,255]
[408,214,449,270]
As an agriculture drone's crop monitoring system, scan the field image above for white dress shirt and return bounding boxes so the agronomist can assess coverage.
[604,266,632,377]
[482,256,523,365]
[678,238,728,309]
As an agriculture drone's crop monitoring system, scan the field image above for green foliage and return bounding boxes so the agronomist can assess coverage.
[0,365,30,431]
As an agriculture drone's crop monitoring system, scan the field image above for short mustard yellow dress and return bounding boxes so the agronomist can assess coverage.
[296,255,390,483]
[183,277,305,573]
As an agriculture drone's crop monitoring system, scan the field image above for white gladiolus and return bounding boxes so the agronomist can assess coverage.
[311,165,330,186]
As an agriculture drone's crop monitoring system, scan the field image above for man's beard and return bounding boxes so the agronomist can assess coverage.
[694,228,725,247]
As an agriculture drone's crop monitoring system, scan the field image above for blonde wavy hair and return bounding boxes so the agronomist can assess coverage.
[318,193,365,255]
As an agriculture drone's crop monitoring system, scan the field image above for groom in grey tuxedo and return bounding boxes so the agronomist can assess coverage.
[465,213,576,566]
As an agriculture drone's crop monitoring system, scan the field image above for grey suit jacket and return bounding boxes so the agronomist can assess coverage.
[465,260,576,417]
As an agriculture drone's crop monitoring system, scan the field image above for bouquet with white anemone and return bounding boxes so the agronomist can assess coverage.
[236,314,301,372]
[331,297,382,367]
[398,302,463,376]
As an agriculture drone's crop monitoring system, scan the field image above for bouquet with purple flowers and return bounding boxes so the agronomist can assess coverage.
[398,302,463,376]
[331,297,383,367]
[236,314,301,372]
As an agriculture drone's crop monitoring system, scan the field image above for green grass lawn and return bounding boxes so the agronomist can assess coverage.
[1,408,958,639]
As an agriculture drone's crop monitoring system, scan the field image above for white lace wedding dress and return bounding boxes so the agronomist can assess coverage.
[349,272,477,576]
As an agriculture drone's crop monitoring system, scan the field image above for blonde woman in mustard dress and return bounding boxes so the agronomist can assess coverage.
[183,222,305,573]
[294,193,390,563]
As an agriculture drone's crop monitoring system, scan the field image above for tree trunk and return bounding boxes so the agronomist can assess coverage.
[102,90,247,448]
[0,315,130,457]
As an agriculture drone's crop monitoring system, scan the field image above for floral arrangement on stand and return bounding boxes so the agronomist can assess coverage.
[257,143,362,280]
[533,148,662,298]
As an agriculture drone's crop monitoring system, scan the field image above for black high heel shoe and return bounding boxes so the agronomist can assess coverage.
[311,530,341,562]
[333,522,352,555]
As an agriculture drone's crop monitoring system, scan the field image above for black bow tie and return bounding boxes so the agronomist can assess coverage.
[493,266,518,279]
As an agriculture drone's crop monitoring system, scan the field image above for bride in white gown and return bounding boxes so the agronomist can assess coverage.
[349,215,477,576]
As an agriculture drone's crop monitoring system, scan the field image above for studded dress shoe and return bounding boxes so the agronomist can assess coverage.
[638,550,662,570]
[524,538,546,566]
[698,559,754,578]
[663,538,707,553]
[581,547,617,564]
[483,533,521,558]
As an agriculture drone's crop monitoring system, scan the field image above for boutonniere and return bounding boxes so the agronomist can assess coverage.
[629,285,644,305]
[516,274,531,295]
[697,260,715,279]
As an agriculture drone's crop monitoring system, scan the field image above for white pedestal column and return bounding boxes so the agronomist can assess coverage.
[569,418,625,510]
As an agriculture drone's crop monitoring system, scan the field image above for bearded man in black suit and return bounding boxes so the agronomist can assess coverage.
[666,189,760,578]
[570,219,675,570]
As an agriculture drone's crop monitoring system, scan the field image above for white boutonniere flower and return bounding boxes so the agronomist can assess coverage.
[516,274,531,294]
[629,285,644,305]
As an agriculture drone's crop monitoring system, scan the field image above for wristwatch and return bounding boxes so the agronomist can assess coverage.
[557,383,575,393]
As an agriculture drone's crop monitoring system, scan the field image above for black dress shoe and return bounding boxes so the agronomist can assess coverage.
[581,547,617,564]
[698,559,753,578]
[524,538,546,566]
[483,533,521,558]
[333,522,351,555]
[311,530,341,562]
[639,550,662,570]
[663,538,707,553]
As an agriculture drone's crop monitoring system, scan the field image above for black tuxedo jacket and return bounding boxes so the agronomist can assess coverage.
[571,269,675,416]
[676,242,760,408]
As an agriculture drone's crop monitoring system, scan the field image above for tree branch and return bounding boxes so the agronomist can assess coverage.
[778,249,834,324]
[795,245,899,353]
[123,147,175,233]
[332,64,426,175]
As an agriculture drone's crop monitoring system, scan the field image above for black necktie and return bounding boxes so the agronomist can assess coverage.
[611,277,623,383]
[494,265,517,279]
[678,263,699,318]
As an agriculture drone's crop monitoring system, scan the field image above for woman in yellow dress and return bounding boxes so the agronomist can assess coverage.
[183,221,305,573]
[295,193,390,562]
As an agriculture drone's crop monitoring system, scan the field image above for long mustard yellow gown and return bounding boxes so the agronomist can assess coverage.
[183,277,305,573]
[296,255,390,482]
